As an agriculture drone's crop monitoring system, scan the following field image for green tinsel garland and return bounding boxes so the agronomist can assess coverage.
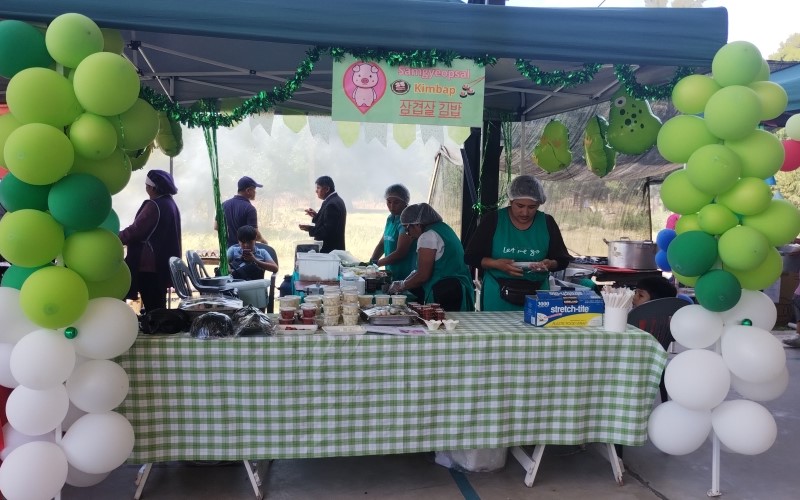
[614,64,697,101]
[514,60,603,88]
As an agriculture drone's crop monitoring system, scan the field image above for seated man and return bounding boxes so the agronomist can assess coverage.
[227,225,278,281]
[631,276,677,308]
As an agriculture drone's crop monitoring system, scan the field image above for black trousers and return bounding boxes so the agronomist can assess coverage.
[136,272,167,314]
[409,277,463,312]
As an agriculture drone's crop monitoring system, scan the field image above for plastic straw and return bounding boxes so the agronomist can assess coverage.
[600,285,634,309]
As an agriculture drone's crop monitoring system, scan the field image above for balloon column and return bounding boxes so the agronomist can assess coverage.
[0,14,149,499]
[649,42,798,468]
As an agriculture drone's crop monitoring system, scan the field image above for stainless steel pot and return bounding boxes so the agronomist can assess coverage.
[603,237,657,269]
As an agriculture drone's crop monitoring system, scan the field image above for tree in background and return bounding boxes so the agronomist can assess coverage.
[769,33,800,61]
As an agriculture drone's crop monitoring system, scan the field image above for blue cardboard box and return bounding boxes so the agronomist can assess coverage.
[523,290,605,327]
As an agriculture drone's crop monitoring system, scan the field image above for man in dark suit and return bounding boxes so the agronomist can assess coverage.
[299,176,346,253]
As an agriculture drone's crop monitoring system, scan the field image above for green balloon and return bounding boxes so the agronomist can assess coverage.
[0,113,22,167]
[672,271,698,287]
[694,269,742,312]
[698,203,739,235]
[44,13,103,69]
[742,199,800,246]
[86,261,131,299]
[111,99,160,151]
[671,74,721,115]
[718,225,769,271]
[532,120,571,173]
[99,208,121,234]
[6,67,83,127]
[0,20,54,78]
[0,172,51,212]
[748,81,788,121]
[660,170,714,215]
[101,28,125,54]
[755,59,770,82]
[127,145,153,172]
[712,41,763,87]
[48,173,111,230]
[70,148,132,195]
[72,52,140,116]
[0,263,52,289]
[667,231,718,277]
[606,90,662,155]
[724,130,784,180]
[685,144,741,195]
[703,85,762,141]
[656,115,720,164]
[3,123,75,185]
[62,228,124,282]
[725,247,782,291]
[0,209,64,267]
[715,177,773,216]
[19,266,89,329]
[674,213,701,234]
[68,113,117,160]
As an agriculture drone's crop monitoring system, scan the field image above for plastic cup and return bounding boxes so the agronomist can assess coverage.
[323,304,341,316]
[301,304,317,318]
[374,294,390,306]
[342,303,360,315]
[342,314,359,326]
[357,295,373,307]
[603,307,629,333]
[279,307,296,320]
[390,295,407,306]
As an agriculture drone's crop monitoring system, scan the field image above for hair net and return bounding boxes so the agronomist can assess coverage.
[400,203,443,226]
[507,175,546,204]
[384,184,410,204]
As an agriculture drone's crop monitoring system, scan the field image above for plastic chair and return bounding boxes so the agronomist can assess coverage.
[255,243,279,314]
[172,256,234,296]
[169,257,194,300]
[627,297,690,403]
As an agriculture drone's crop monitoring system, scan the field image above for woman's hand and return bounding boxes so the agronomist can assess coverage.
[490,258,523,277]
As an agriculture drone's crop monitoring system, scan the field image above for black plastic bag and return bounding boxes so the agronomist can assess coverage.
[141,308,191,334]
[190,312,234,339]
[231,306,274,336]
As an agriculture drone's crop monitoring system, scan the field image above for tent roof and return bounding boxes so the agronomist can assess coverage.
[0,0,728,121]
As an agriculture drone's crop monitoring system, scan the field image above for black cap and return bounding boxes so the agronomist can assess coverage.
[238,176,263,191]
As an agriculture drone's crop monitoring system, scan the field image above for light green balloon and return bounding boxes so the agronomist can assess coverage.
[656,115,720,164]
[69,113,117,160]
[715,177,773,216]
[698,204,739,235]
[0,209,65,267]
[63,228,124,282]
[685,144,741,195]
[44,13,103,69]
[671,74,721,115]
[85,261,131,299]
[748,81,788,121]
[127,145,153,172]
[101,28,124,54]
[3,123,75,185]
[111,99,160,150]
[19,266,89,329]
[0,112,22,166]
[660,170,714,215]
[6,67,83,127]
[724,130,784,180]
[725,247,782,291]
[786,115,800,141]
[742,199,800,246]
[754,59,770,82]
[674,213,701,234]
[703,85,762,141]
[70,148,132,195]
[712,41,763,87]
[72,52,140,116]
[672,271,698,287]
[718,225,769,271]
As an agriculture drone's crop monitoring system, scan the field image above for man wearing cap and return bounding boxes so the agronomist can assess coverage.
[218,176,267,248]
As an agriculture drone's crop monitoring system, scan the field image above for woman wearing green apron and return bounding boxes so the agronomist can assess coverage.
[369,184,416,281]
[465,175,571,311]
[388,203,474,311]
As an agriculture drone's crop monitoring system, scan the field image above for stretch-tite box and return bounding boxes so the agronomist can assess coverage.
[523,290,605,327]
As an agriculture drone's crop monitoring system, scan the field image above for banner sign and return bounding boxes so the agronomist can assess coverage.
[332,56,485,127]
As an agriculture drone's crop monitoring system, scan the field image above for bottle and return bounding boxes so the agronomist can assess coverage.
[278,274,293,297]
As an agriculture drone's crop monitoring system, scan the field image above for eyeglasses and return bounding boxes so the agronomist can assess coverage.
[402,223,419,229]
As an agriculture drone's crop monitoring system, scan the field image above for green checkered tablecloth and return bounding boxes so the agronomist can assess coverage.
[117,311,666,462]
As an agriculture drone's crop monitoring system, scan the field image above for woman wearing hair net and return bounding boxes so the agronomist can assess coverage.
[388,203,474,311]
[119,169,182,314]
[465,175,571,311]
[369,184,417,280]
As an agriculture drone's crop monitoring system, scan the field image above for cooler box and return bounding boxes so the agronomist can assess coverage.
[233,279,269,309]
[296,253,340,282]
[524,290,604,327]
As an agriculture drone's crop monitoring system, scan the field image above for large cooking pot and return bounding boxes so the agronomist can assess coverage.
[603,237,657,270]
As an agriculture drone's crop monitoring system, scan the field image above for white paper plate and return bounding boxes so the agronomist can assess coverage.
[275,324,318,334]
[322,325,366,335]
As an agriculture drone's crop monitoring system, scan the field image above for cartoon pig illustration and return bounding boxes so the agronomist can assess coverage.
[351,63,379,107]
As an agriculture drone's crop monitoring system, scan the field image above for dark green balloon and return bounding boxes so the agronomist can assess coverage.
[99,208,120,234]
[0,20,54,79]
[0,263,53,289]
[695,269,742,312]
[48,173,111,231]
[0,172,52,212]
[666,231,718,277]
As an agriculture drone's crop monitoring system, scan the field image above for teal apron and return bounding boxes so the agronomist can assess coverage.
[421,222,475,311]
[383,214,417,280]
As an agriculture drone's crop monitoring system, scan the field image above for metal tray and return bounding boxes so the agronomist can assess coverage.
[361,306,419,326]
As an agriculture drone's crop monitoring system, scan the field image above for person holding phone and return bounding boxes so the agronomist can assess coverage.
[227,225,277,280]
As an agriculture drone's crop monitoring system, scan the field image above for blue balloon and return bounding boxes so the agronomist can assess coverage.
[655,249,671,271]
[765,176,776,186]
[656,229,677,250]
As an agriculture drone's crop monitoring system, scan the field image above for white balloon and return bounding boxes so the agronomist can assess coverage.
[665,349,731,411]
[0,422,56,461]
[732,367,789,402]
[0,343,19,388]
[720,290,777,331]
[66,359,129,413]
[71,297,139,359]
[0,288,39,344]
[786,114,800,140]
[6,385,69,436]
[648,401,712,455]
[720,325,786,383]
[10,329,76,390]
[65,463,110,487]
[0,441,68,500]
[60,412,135,474]
[670,304,724,349]
[712,400,777,455]
[61,401,88,431]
